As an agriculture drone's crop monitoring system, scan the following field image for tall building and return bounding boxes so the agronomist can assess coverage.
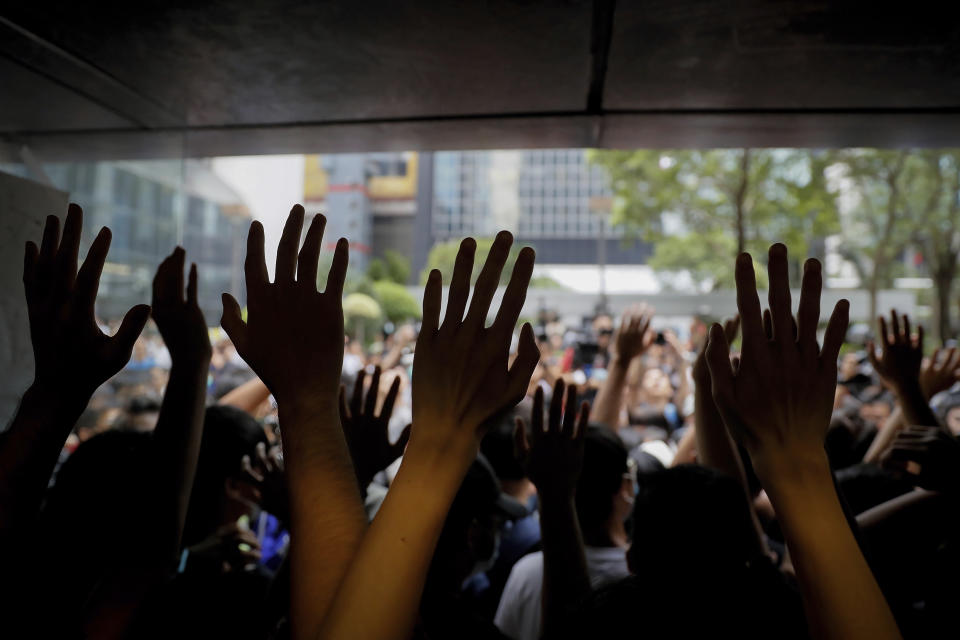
[303,152,418,276]
[421,149,650,274]
[3,160,250,320]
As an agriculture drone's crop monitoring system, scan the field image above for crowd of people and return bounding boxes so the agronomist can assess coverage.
[2,202,958,638]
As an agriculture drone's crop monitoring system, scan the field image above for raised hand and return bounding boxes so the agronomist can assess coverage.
[867,310,938,428]
[705,244,901,640]
[221,205,347,409]
[514,379,591,639]
[221,205,365,640]
[152,247,211,363]
[919,347,960,400]
[591,306,653,428]
[241,442,288,521]
[705,246,848,475]
[514,380,589,500]
[613,306,653,363]
[339,366,410,492]
[882,425,960,493]
[315,231,540,640]
[2,205,150,539]
[868,311,924,395]
[409,232,540,467]
[692,315,739,387]
[24,204,151,396]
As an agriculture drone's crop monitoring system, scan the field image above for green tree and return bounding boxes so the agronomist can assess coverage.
[368,250,412,284]
[421,237,529,285]
[588,149,839,290]
[899,150,960,341]
[372,280,421,323]
[830,149,915,324]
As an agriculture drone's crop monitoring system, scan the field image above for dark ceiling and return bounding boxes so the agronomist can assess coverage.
[3,0,960,160]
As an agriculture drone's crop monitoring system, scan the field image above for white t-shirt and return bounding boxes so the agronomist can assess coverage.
[494,546,630,640]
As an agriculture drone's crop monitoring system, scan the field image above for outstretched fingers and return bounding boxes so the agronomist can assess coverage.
[276,205,305,284]
[705,323,736,413]
[421,269,443,335]
[74,227,112,315]
[493,246,535,334]
[767,244,793,344]
[820,300,850,369]
[505,323,540,405]
[442,237,476,331]
[324,238,349,300]
[220,293,248,353]
[245,221,269,294]
[297,213,327,289]
[735,253,764,347]
[562,383,578,439]
[463,231,512,331]
[797,258,822,350]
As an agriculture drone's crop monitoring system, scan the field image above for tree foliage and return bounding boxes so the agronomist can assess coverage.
[588,148,839,290]
[372,280,421,323]
[421,237,528,285]
[368,250,412,285]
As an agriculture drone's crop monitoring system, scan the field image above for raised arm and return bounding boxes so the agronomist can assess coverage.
[705,245,901,640]
[149,248,212,553]
[868,311,939,429]
[339,365,410,496]
[220,206,365,640]
[316,232,540,640]
[514,380,591,639]
[0,205,149,545]
[590,308,652,428]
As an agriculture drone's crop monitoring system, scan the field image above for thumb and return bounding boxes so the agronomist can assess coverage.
[393,424,412,458]
[108,304,151,364]
[221,293,248,354]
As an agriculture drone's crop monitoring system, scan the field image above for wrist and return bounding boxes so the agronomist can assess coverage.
[750,445,833,502]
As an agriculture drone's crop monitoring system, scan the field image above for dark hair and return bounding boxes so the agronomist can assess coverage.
[576,425,628,531]
[834,463,914,515]
[182,405,269,546]
[628,465,759,574]
[480,401,531,482]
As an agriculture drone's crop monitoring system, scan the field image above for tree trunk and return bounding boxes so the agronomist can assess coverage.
[934,259,957,343]
[868,276,879,332]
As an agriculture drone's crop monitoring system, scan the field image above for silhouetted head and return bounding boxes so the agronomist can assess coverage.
[182,405,269,546]
[577,425,631,541]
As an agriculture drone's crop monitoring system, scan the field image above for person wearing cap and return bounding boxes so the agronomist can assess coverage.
[494,426,633,640]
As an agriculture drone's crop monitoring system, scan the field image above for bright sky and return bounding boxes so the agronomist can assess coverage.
[212,155,305,278]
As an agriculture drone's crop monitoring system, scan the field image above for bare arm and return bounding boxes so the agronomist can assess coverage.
[590,309,652,429]
[868,312,938,429]
[706,246,900,640]
[149,249,212,554]
[515,381,591,639]
[218,375,271,413]
[863,405,904,464]
[0,206,149,545]
[221,207,366,640]
[316,232,540,640]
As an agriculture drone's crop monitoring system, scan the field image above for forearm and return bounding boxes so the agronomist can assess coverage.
[150,358,210,554]
[894,383,938,429]
[863,406,904,463]
[591,358,629,429]
[538,493,590,638]
[694,385,768,555]
[317,442,466,640]
[762,453,901,640]
[280,400,369,640]
[0,383,87,538]
[218,375,271,413]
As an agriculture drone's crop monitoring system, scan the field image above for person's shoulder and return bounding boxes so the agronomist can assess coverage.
[501,551,544,597]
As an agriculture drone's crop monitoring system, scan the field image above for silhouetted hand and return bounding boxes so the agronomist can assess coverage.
[514,379,589,500]
[868,311,924,396]
[221,206,347,408]
[24,204,151,396]
[186,519,262,574]
[882,424,960,493]
[339,366,410,491]
[241,442,288,521]
[151,247,211,364]
[705,245,849,481]
[919,346,960,400]
[409,232,540,468]
[692,315,739,386]
[613,306,653,364]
